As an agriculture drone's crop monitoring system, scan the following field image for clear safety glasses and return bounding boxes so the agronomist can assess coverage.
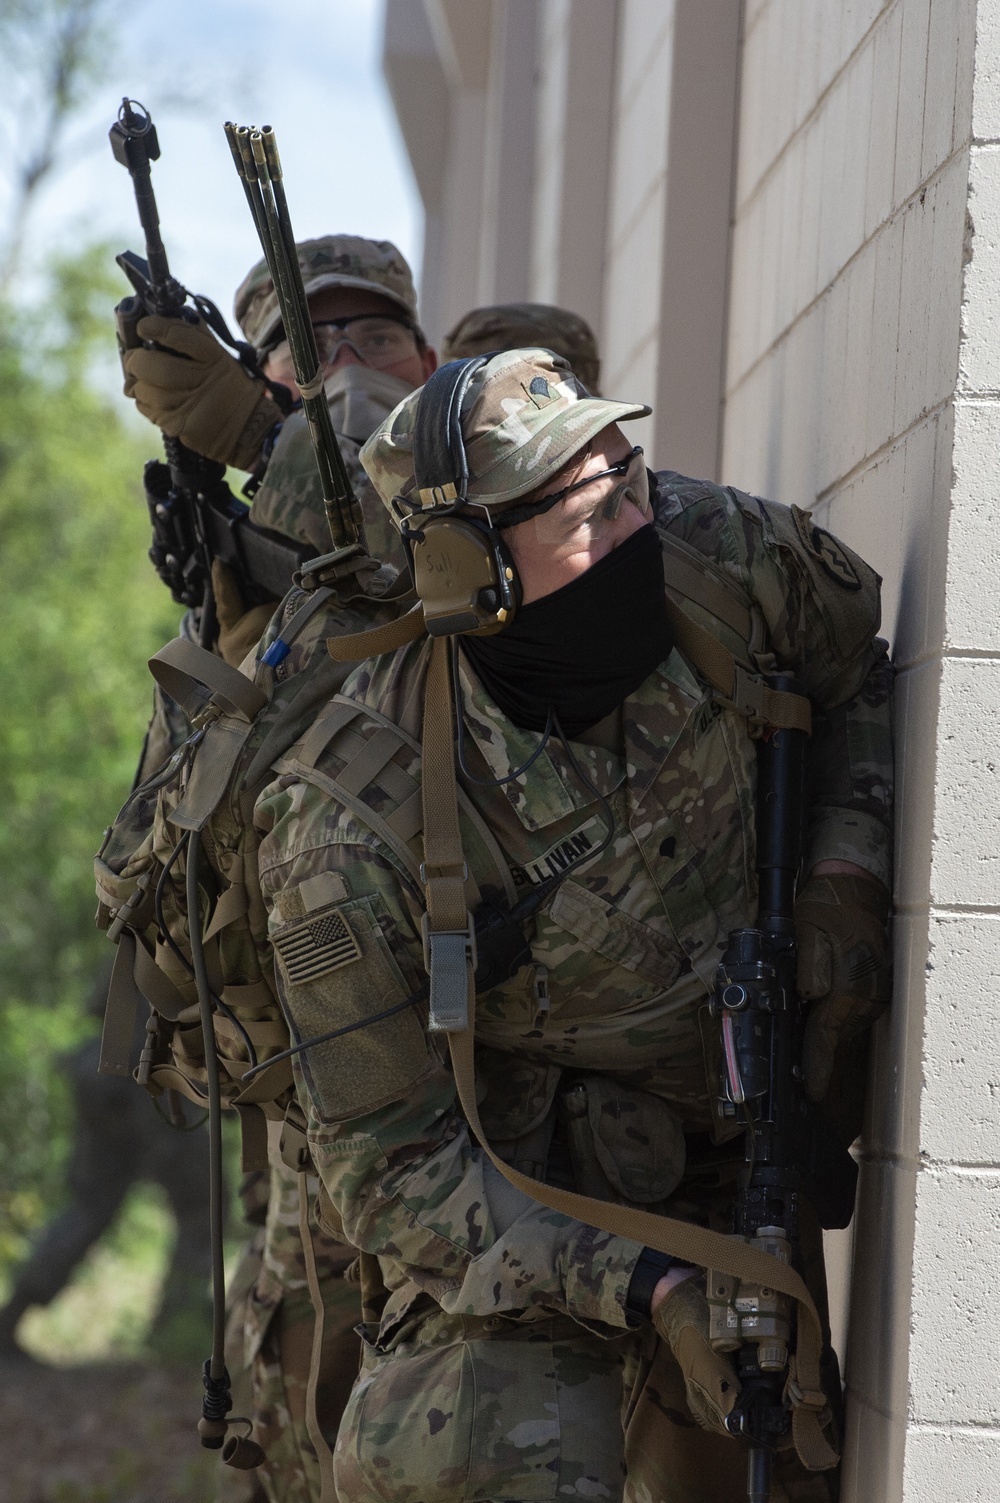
[266,314,420,372]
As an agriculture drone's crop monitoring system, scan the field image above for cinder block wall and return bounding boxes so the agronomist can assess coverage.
[721,3,990,1499]
[384,2,999,1497]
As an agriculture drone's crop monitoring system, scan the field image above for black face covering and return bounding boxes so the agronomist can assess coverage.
[460,524,673,740]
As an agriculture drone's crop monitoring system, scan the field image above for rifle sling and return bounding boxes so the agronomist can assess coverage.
[663,594,812,734]
[150,637,268,722]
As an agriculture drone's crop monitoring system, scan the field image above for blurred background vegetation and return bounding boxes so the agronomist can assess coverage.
[0,0,187,1365]
[0,245,183,1348]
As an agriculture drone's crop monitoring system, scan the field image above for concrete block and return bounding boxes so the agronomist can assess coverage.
[944,399,1000,654]
[754,161,786,366]
[820,415,904,597]
[972,0,1000,144]
[866,3,903,239]
[843,240,878,478]
[777,139,805,333]
[895,407,950,668]
[721,196,760,387]
[893,658,941,913]
[841,30,876,267]
[901,1429,1000,1503]
[909,1168,1000,1421]
[840,0,890,68]
[818,70,851,294]
[960,146,1000,395]
[844,1152,916,1423]
[841,1396,907,1503]
[817,0,845,102]
[795,113,824,314]
[720,362,770,496]
[921,913,1000,1164]
[921,0,964,181]
[866,215,903,455]
[816,274,851,491]
[931,657,1000,908]
[922,151,966,409]
[790,0,816,138]
[771,308,822,502]
[894,195,932,435]
[893,0,931,210]
[615,0,673,104]
[953,0,976,153]
[864,909,928,1167]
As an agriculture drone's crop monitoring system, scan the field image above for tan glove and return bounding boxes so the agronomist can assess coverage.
[652,1277,741,1435]
[211,561,277,668]
[122,314,282,471]
[795,872,891,1102]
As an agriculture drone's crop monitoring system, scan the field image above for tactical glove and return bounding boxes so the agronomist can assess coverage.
[122,313,282,471]
[795,872,891,1102]
[212,561,277,668]
[652,1276,741,1435]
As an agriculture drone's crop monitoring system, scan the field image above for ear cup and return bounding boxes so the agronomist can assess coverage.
[407,515,519,637]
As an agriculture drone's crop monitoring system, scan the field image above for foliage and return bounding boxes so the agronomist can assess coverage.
[0,246,179,1268]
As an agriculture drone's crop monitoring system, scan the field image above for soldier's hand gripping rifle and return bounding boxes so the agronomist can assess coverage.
[109,98,314,646]
[708,677,859,1503]
[224,120,368,555]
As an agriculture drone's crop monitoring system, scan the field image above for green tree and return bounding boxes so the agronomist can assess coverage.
[0,247,179,1263]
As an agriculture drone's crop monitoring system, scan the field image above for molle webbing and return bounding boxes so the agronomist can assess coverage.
[283,693,517,911]
[658,531,812,734]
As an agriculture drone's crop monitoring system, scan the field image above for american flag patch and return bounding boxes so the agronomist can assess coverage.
[273,908,362,985]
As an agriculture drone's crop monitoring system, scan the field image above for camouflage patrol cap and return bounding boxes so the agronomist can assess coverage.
[443,302,601,393]
[361,348,650,518]
[234,235,419,352]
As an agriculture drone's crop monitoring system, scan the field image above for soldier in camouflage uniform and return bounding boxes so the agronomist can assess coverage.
[117,236,434,1503]
[248,349,893,1501]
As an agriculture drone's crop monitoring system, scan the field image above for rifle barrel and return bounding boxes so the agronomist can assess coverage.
[226,121,365,552]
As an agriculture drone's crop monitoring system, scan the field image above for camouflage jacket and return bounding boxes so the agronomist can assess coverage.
[252,475,893,1336]
[250,410,406,573]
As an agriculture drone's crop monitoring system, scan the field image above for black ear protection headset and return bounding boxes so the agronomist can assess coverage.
[391,356,522,637]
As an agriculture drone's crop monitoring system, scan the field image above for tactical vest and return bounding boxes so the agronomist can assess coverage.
[95,547,402,1170]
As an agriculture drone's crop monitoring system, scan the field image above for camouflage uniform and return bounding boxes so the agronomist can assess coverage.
[117,237,430,1503]
[236,234,425,574]
[248,353,892,1501]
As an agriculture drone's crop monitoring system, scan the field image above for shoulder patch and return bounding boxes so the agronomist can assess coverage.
[273,904,362,986]
[791,506,862,591]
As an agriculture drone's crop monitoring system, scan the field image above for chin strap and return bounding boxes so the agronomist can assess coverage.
[416,631,837,1474]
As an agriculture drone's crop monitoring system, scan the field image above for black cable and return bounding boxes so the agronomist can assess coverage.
[451,637,554,786]
[186,831,230,1408]
[154,839,258,1070]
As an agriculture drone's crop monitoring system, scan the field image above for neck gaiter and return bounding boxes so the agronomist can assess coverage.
[460,524,672,739]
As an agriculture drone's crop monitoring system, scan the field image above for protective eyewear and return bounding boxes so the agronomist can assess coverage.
[496,446,646,531]
[266,314,420,372]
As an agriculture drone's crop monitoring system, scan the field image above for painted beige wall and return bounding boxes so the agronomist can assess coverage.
[383,1,1000,1496]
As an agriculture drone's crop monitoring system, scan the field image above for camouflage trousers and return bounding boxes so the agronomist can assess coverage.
[331,1302,836,1503]
[246,1162,363,1503]
[330,1200,840,1503]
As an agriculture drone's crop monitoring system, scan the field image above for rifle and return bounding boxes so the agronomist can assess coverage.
[109,98,314,646]
[224,120,368,554]
[708,676,858,1503]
